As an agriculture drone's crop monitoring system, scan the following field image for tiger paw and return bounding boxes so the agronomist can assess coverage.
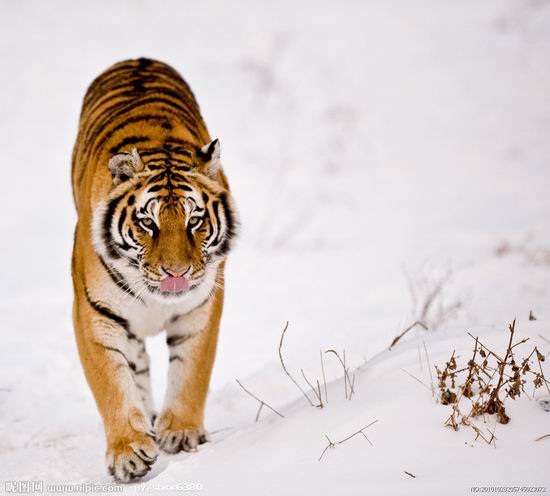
[157,426,209,454]
[155,409,209,454]
[106,434,159,482]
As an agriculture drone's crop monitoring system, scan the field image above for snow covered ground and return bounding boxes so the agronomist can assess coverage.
[1,0,549,494]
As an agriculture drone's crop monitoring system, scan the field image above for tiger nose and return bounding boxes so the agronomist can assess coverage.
[163,266,189,278]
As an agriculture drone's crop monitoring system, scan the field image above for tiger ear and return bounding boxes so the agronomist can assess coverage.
[196,139,221,179]
[108,148,145,185]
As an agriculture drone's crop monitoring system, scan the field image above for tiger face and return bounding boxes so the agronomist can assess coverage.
[92,140,238,302]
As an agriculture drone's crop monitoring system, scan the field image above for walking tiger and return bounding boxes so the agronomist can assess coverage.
[71,58,238,481]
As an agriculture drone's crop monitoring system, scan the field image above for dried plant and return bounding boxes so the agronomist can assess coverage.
[435,320,550,444]
[277,322,357,407]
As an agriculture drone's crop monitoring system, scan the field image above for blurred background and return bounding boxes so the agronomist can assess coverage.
[1,0,549,487]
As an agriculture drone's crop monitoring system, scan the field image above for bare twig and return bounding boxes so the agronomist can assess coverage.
[318,420,378,461]
[404,471,416,479]
[235,379,285,421]
[320,349,328,404]
[301,369,324,407]
[344,350,348,399]
[535,434,550,442]
[529,310,537,321]
[338,420,378,443]
[423,341,435,397]
[325,349,355,399]
[400,368,433,392]
[389,321,428,349]
[318,435,335,461]
[255,403,264,422]
[278,322,317,407]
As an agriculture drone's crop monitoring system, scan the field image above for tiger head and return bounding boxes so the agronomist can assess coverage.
[92,140,238,302]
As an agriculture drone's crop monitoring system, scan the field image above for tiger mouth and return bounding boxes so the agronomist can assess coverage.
[144,278,201,297]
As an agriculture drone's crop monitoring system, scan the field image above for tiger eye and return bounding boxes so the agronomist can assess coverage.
[141,218,154,229]
[189,217,202,228]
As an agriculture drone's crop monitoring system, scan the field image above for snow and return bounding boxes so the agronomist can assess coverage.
[1,0,550,494]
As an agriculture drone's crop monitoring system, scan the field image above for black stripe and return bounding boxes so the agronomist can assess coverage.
[93,342,132,368]
[215,192,238,256]
[208,200,221,247]
[110,136,150,154]
[102,192,129,260]
[169,355,183,363]
[127,227,139,245]
[139,149,170,158]
[171,165,191,172]
[85,288,131,334]
[146,184,165,193]
[117,207,127,239]
[166,334,192,347]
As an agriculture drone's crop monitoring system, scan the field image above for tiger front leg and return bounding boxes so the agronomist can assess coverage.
[155,292,223,454]
[132,338,156,424]
[74,298,159,482]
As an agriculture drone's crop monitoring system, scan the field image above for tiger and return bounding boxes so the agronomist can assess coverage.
[71,58,238,482]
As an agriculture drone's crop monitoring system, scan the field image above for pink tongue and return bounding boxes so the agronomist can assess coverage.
[160,275,189,293]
